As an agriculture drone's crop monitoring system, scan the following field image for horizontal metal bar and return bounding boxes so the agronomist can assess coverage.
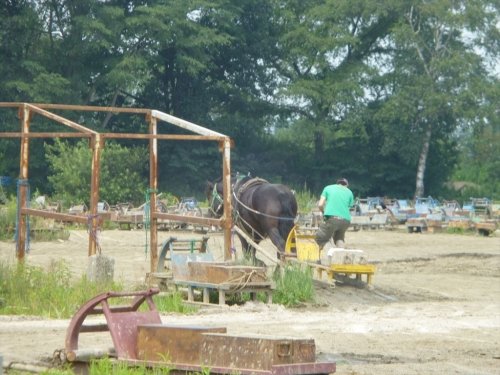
[153,212,222,226]
[25,104,98,135]
[0,132,91,138]
[21,208,88,224]
[101,133,223,141]
[79,324,109,333]
[152,110,227,138]
[0,102,150,114]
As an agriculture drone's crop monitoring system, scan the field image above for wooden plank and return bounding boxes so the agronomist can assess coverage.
[232,225,278,265]
[173,280,273,291]
[184,262,268,284]
[173,280,274,305]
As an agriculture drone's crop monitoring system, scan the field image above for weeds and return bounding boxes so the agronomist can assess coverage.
[294,188,317,214]
[272,263,314,306]
[153,291,197,314]
[0,198,17,240]
[0,260,122,318]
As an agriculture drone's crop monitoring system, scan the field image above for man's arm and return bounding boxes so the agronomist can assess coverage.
[318,196,326,214]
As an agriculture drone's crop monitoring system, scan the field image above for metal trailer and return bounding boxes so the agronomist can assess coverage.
[63,288,336,374]
[284,225,375,287]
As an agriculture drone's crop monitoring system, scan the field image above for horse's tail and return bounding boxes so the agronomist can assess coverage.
[277,190,298,241]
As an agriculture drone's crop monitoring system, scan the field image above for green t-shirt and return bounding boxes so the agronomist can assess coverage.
[321,184,354,221]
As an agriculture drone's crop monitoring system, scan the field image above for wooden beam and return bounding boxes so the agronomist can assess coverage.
[22,208,88,224]
[232,226,278,265]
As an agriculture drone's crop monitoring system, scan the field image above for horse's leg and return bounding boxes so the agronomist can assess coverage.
[267,227,286,260]
[237,234,266,267]
[236,234,252,261]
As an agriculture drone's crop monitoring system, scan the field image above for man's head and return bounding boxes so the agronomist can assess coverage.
[337,178,349,186]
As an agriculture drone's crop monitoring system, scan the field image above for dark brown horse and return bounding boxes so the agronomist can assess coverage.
[206,175,297,263]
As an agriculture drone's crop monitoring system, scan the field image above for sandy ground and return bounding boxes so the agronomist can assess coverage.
[0,226,499,374]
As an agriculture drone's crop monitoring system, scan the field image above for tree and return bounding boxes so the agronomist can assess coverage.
[378,0,499,197]
[45,139,148,206]
[268,0,403,191]
[270,0,499,198]
[121,0,284,190]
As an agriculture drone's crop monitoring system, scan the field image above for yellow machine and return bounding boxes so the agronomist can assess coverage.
[284,225,376,285]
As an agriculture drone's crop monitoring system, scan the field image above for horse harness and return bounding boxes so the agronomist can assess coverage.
[211,176,297,242]
[231,177,268,241]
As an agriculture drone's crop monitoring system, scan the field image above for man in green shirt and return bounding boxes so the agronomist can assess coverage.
[315,178,354,252]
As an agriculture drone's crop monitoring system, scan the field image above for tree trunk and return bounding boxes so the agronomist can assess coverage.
[314,130,324,160]
[414,123,432,198]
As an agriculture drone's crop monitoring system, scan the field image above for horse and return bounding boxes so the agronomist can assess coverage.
[206,175,298,264]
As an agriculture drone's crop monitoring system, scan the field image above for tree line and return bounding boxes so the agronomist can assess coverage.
[0,0,498,206]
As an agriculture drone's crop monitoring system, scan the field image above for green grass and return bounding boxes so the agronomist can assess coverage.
[0,259,202,318]
[153,291,197,314]
[0,260,123,318]
[88,357,172,375]
[294,188,317,214]
[272,263,315,307]
[38,357,213,375]
[0,198,17,240]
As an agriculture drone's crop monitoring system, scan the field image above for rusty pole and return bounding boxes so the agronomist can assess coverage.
[149,114,158,273]
[88,134,103,256]
[222,138,232,260]
[16,105,31,262]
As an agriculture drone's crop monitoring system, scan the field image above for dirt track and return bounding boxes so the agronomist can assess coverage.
[1,227,499,374]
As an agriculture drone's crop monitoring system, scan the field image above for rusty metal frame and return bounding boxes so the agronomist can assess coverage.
[0,102,234,270]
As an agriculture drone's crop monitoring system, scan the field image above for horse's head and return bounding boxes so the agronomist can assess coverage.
[206,179,224,217]
[206,174,247,217]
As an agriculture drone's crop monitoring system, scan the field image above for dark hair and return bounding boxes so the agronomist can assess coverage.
[337,178,349,186]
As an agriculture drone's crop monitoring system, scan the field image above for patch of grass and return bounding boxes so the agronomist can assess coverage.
[153,291,197,314]
[41,357,211,375]
[40,366,75,375]
[0,198,17,240]
[88,357,162,375]
[0,260,123,318]
[30,228,70,241]
[0,260,197,318]
[272,263,314,307]
[294,188,317,214]
[0,196,71,241]
[446,227,465,234]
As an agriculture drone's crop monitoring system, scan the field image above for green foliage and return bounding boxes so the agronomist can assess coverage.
[153,292,197,314]
[451,122,499,200]
[0,197,17,240]
[41,357,213,375]
[45,139,148,206]
[0,196,70,241]
[88,357,172,375]
[0,259,199,318]
[273,263,315,307]
[0,260,122,318]
[41,367,75,375]
[0,0,499,201]
[294,188,318,215]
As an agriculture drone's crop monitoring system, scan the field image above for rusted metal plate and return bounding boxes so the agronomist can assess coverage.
[136,324,227,364]
[176,261,268,284]
[65,289,161,362]
[107,311,162,359]
[201,333,316,370]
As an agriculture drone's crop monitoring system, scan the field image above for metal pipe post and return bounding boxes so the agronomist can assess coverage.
[222,138,232,260]
[149,115,158,273]
[88,135,103,256]
[16,105,30,262]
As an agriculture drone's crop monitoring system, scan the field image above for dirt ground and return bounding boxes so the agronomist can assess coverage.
[1,226,499,375]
